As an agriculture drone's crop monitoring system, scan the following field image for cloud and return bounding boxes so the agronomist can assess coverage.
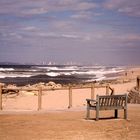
[22,8,48,15]
[22,26,40,31]
[71,11,102,20]
[0,1,140,47]
[0,0,98,17]
[74,2,98,11]
[37,32,79,39]
[46,20,79,32]
[103,0,140,17]
[32,30,91,41]
[0,1,50,17]
[118,34,140,43]
[45,0,98,12]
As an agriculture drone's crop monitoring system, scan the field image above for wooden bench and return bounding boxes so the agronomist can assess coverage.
[86,94,128,121]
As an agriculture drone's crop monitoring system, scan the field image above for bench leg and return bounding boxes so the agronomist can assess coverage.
[86,108,90,119]
[96,110,99,121]
[124,109,127,119]
[114,109,118,118]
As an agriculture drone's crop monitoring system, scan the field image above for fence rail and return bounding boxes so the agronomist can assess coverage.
[0,83,114,111]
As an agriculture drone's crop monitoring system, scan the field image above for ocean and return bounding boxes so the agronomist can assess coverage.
[0,65,125,86]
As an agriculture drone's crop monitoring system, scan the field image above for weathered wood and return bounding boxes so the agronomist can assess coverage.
[124,94,128,119]
[1,84,109,91]
[114,109,118,118]
[128,89,140,104]
[96,95,99,121]
[106,84,109,95]
[38,87,42,111]
[68,86,72,108]
[86,100,90,119]
[86,94,127,121]
[137,76,140,91]
[109,87,114,95]
[0,85,2,110]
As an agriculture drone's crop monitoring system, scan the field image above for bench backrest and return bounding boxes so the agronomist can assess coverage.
[97,94,127,109]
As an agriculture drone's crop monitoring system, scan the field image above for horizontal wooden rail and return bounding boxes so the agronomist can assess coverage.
[2,85,108,91]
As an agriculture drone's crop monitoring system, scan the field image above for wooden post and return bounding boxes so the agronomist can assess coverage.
[106,84,109,95]
[38,87,42,111]
[112,88,114,95]
[124,94,128,119]
[114,109,118,118]
[110,87,115,95]
[0,85,2,110]
[68,86,72,108]
[86,100,90,119]
[137,76,140,92]
[91,83,95,99]
[96,95,99,121]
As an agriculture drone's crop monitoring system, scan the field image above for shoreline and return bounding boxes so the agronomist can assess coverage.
[1,65,139,87]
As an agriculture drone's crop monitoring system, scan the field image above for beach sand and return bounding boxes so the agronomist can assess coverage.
[0,67,140,139]
[0,104,140,140]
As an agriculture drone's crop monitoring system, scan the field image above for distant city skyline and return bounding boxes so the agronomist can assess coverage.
[0,0,140,66]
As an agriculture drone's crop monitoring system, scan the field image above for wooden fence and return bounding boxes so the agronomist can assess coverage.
[127,76,140,104]
[0,83,114,111]
[137,76,140,92]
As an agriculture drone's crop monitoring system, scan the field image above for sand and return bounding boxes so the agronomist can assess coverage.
[0,104,140,140]
[0,67,140,139]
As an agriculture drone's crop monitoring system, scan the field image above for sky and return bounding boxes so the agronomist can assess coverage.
[0,0,140,65]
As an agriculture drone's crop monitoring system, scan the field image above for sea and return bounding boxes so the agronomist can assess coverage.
[0,64,126,86]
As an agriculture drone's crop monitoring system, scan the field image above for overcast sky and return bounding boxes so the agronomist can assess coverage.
[0,0,140,65]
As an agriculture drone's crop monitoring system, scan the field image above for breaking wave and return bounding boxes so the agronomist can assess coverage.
[0,65,124,85]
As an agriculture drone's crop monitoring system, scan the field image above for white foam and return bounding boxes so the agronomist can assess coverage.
[36,66,59,71]
[0,73,32,78]
[28,69,37,72]
[9,75,32,78]
[35,66,79,71]
[0,68,14,71]
[96,76,106,81]
[0,75,6,78]
[63,72,71,76]
[49,68,124,76]
[46,72,60,77]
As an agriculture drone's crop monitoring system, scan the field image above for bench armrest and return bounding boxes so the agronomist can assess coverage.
[86,99,97,107]
[86,99,97,103]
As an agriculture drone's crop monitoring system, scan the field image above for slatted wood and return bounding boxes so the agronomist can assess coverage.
[104,97,108,106]
[120,97,124,106]
[106,97,110,106]
[109,98,113,106]
[118,97,121,106]
[112,98,116,106]
[86,94,127,121]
